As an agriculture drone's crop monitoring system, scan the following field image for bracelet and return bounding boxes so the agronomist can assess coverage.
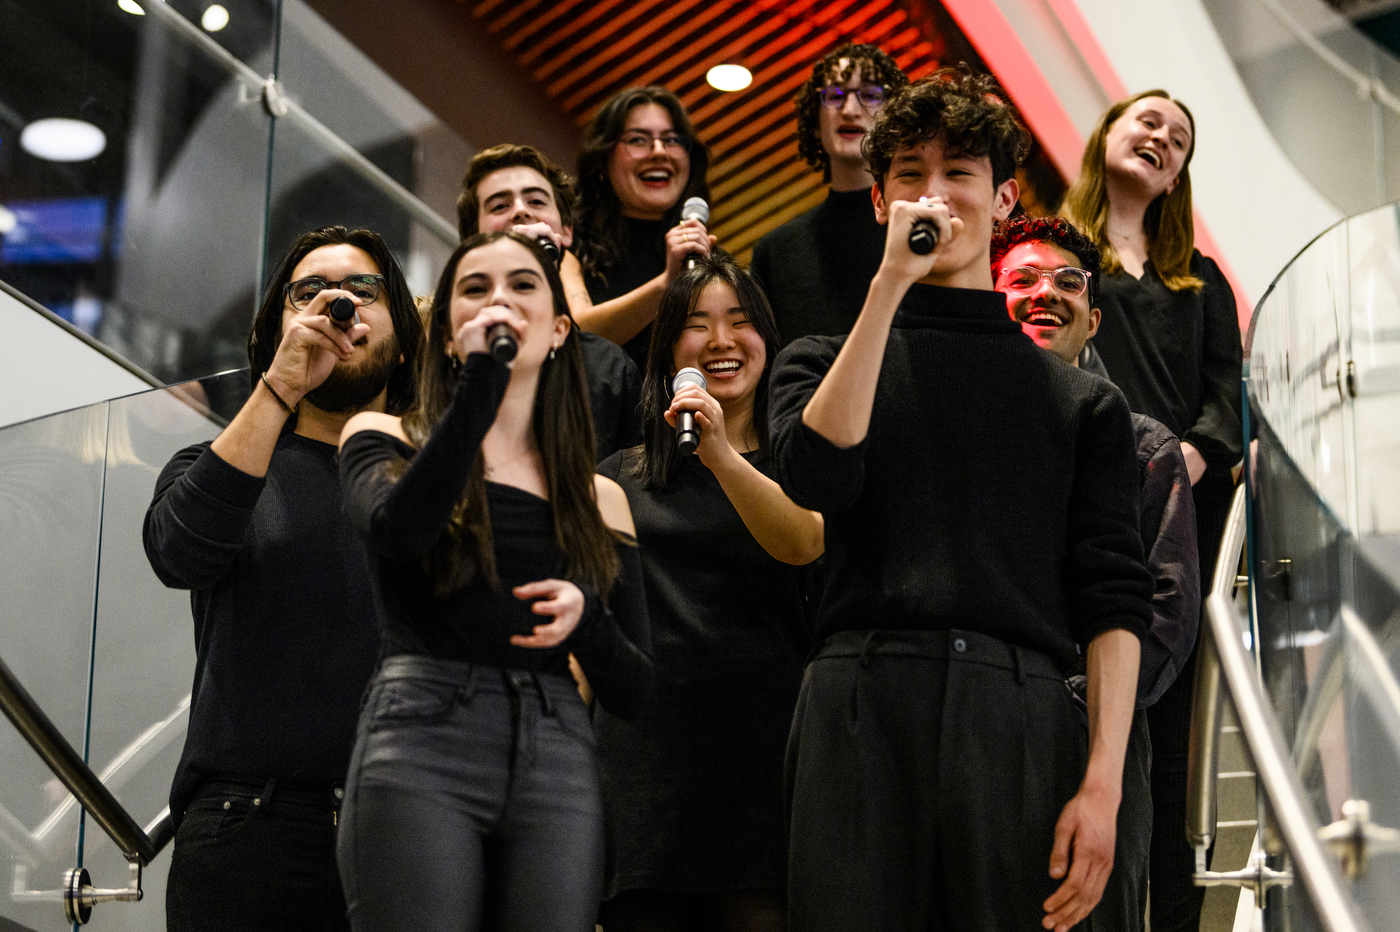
[260,372,297,415]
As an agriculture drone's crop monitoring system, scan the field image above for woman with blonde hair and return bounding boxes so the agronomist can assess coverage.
[1061,91,1242,932]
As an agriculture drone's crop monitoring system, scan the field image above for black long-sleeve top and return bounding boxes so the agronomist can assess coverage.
[584,217,668,370]
[144,432,380,821]
[1092,252,1243,474]
[769,284,1152,666]
[749,188,888,347]
[578,330,644,462]
[337,353,654,719]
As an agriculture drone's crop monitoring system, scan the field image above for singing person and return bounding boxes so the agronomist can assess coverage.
[336,231,654,931]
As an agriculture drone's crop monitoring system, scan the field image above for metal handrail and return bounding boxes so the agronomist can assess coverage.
[1188,485,1363,930]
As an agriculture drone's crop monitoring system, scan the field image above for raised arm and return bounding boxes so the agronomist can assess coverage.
[144,442,263,590]
[572,218,714,345]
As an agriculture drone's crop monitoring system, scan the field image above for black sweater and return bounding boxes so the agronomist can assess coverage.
[749,187,887,347]
[337,354,654,719]
[769,284,1152,665]
[144,433,380,820]
[584,217,668,370]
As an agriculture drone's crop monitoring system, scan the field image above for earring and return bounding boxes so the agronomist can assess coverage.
[447,352,462,372]
[549,345,557,360]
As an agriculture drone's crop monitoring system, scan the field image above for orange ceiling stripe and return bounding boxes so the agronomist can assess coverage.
[535,0,666,79]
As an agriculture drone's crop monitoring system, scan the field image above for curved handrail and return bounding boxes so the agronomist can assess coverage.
[1250,0,1400,118]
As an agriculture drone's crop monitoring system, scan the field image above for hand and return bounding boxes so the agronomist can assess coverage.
[510,221,570,252]
[1181,441,1207,486]
[664,218,716,281]
[452,306,526,362]
[879,196,961,286]
[264,289,371,406]
[663,382,732,468]
[510,578,586,648]
[1043,781,1120,931]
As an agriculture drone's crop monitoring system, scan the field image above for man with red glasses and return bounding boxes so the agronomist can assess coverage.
[750,44,907,346]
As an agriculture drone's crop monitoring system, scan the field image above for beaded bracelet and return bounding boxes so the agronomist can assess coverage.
[260,372,297,415]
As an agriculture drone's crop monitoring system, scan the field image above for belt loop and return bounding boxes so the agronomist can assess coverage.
[1012,646,1025,684]
[530,670,555,716]
[255,777,277,816]
[858,631,879,668]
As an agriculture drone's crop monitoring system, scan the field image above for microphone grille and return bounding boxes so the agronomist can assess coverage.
[672,367,707,393]
[680,197,709,225]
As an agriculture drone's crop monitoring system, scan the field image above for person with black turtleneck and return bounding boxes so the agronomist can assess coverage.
[750,44,907,347]
[770,70,1152,932]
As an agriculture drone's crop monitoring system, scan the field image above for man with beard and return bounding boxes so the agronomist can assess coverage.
[144,226,422,932]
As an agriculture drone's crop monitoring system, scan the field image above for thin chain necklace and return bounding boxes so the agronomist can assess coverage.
[484,446,535,480]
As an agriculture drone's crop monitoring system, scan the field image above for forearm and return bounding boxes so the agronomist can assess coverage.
[559,252,595,320]
[1083,628,1140,795]
[799,271,906,448]
[209,378,295,477]
[709,447,824,564]
[572,275,665,345]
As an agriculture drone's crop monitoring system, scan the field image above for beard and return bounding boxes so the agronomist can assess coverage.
[303,334,400,414]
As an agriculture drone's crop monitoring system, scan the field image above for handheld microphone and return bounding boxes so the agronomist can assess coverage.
[681,197,709,270]
[671,367,707,455]
[909,196,939,256]
[328,296,359,328]
[537,236,561,266]
[487,323,518,365]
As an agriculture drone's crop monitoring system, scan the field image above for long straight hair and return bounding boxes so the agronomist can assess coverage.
[575,86,712,288]
[401,231,620,598]
[633,254,781,490]
[1060,90,1203,292]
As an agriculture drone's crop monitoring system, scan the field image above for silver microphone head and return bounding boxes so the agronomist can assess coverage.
[672,367,707,394]
[680,197,709,225]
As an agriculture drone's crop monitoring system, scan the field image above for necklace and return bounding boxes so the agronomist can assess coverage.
[484,446,534,480]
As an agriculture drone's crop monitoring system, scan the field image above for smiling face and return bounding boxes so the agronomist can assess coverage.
[873,136,1019,288]
[447,238,569,370]
[475,165,574,247]
[671,280,766,410]
[996,241,1099,363]
[1103,96,1193,201]
[817,61,882,177]
[607,102,691,220]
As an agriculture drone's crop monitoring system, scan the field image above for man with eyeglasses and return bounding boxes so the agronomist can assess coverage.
[145,226,423,932]
[992,215,1200,932]
[750,44,907,347]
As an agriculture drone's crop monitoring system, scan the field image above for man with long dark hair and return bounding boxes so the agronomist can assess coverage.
[144,226,423,931]
[769,69,1152,931]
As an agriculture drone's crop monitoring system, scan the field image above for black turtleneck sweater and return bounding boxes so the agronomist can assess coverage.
[585,216,669,370]
[749,187,887,347]
[768,284,1152,666]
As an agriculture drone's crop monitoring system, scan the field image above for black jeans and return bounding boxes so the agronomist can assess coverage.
[786,629,1086,932]
[337,655,604,932]
[166,781,349,932]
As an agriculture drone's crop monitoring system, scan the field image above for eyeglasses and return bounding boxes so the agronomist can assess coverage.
[284,274,386,311]
[819,84,886,110]
[618,132,692,155]
[998,265,1092,299]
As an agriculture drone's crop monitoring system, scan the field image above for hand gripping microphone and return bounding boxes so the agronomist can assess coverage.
[328,296,360,328]
[909,196,940,256]
[536,236,561,266]
[487,322,518,365]
[671,367,707,455]
[681,197,709,270]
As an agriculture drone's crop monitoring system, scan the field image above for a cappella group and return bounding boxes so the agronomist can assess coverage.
[143,41,1241,932]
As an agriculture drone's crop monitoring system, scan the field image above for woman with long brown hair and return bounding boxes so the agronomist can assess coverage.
[335,231,654,931]
[1061,91,1242,932]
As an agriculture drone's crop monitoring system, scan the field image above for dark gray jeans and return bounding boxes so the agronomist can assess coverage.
[337,655,604,932]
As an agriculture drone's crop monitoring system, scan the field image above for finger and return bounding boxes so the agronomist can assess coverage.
[509,618,572,648]
[1047,810,1075,881]
[513,579,561,600]
[293,323,354,359]
[529,596,568,617]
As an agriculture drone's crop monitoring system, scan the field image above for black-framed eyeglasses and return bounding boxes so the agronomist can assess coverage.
[998,265,1092,299]
[284,274,386,310]
[617,131,692,155]
[819,84,886,110]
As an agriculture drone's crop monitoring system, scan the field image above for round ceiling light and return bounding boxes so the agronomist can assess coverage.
[20,119,107,162]
[202,4,229,31]
[117,0,144,13]
[0,205,17,235]
[707,64,752,92]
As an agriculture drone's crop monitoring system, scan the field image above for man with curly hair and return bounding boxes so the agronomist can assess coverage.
[749,44,907,346]
[769,68,1152,931]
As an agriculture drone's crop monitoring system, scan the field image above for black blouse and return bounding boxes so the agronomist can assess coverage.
[584,216,668,371]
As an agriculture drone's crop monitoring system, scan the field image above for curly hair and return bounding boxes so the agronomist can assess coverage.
[990,215,1102,308]
[794,43,908,182]
[456,144,579,239]
[863,65,1030,190]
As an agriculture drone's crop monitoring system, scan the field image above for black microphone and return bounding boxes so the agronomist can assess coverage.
[671,367,706,455]
[908,221,939,255]
[537,236,561,266]
[681,197,709,270]
[329,296,359,328]
[487,323,518,365]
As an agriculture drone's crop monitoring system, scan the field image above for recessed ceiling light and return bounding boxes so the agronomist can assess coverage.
[0,205,17,235]
[117,0,144,13]
[20,119,107,162]
[201,4,229,31]
[707,64,752,92]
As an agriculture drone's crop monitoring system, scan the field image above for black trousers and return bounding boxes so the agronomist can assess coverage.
[336,655,604,932]
[786,629,1086,932]
[166,780,349,932]
[1087,708,1152,932]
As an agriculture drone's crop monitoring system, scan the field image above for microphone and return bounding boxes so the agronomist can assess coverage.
[681,197,709,270]
[671,367,707,455]
[536,236,561,266]
[328,296,359,328]
[908,221,939,255]
[487,323,518,365]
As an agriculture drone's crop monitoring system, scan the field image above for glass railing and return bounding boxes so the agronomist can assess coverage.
[0,370,249,930]
[0,0,467,400]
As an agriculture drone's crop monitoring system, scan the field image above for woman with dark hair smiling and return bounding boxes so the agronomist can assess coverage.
[1061,91,1242,932]
[595,254,822,932]
[572,86,716,369]
[335,231,654,931]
